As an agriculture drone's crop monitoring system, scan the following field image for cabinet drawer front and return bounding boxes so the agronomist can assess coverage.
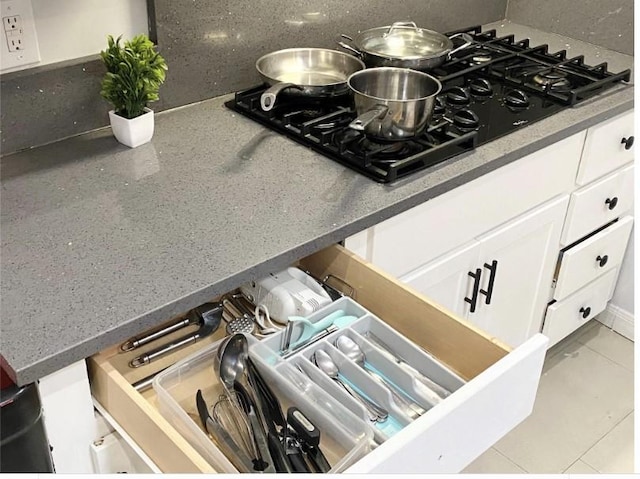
[562,163,634,245]
[543,268,618,347]
[370,132,584,277]
[577,111,634,186]
[90,244,548,473]
[554,216,634,300]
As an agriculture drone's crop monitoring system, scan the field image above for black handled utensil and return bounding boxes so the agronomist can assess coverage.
[287,407,331,473]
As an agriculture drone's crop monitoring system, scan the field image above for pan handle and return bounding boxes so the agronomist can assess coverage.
[260,82,304,111]
[337,41,362,57]
[447,32,474,58]
[348,105,389,131]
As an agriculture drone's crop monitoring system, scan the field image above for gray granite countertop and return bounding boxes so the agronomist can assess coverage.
[1,21,634,385]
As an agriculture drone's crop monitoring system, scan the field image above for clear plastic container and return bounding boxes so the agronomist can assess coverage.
[153,332,373,473]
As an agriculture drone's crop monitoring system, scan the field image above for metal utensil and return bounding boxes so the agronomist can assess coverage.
[128,303,223,368]
[335,335,426,419]
[218,334,274,472]
[312,349,388,423]
[363,331,451,402]
[195,389,255,473]
[256,48,366,111]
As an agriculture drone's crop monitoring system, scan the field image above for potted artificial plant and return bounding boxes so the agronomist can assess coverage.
[100,34,167,148]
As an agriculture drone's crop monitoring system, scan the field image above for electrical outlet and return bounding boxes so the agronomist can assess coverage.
[0,0,40,72]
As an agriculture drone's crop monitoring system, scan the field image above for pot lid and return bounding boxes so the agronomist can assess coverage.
[356,23,453,60]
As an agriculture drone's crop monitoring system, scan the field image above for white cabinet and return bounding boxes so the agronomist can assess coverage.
[365,132,584,278]
[401,241,480,319]
[402,196,569,347]
[577,111,634,186]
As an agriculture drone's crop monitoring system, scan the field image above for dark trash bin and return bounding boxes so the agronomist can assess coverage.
[0,366,55,472]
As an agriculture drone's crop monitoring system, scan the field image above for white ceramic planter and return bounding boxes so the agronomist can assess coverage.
[108,108,154,148]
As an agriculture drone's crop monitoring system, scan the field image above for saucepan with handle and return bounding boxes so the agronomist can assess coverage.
[347,67,442,141]
[338,21,473,71]
[256,47,366,111]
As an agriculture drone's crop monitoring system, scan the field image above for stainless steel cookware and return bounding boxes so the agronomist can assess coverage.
[338,21,473,71]
[347,67,441,140]
[256,48,366,111]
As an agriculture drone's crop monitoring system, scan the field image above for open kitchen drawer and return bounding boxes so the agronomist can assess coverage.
[88,244,548,473]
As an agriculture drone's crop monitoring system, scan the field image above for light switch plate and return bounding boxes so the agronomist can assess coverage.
[0,0,40,72]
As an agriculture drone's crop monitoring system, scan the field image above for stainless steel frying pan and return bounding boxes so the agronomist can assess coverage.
[256,48,365,111]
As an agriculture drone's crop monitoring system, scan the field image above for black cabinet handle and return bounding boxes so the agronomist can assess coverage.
[579,306,591,319]
[605,197,618,210]
[479,260,498,305]
[596,255,609,267]
[464,268,482,313]
[621,136,634,150]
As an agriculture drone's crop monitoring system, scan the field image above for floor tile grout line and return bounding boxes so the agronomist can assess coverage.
[576,409,634,471]
[579,339,635,372]
[489,446,529,473]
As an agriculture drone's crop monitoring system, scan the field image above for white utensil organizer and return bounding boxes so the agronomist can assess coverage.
[153,295,467,472]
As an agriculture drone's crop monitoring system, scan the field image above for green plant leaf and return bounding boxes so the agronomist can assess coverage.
[99,33,168,118]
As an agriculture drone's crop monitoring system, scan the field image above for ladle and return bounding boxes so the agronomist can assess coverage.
[312,349,388,423]
[335,335,426,419]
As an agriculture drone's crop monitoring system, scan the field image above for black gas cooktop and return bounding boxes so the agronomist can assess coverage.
[226,25,631,183]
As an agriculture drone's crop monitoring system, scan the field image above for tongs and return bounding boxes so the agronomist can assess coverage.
[125,302,223,368]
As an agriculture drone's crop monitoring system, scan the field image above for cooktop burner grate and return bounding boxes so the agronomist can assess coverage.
[225,25,630,183]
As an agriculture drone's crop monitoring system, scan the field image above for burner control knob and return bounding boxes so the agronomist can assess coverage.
[446,86,471,105]
[434,96,446,115]
[505,89,530,108]
[453,109,480,129]
[469,78,493,96]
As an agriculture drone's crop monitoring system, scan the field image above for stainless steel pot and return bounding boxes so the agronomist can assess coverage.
[338,22,472,71]
[256,48,366,111]
[347,67,441,141]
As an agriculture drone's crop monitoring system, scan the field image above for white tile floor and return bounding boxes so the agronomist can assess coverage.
[463,319,635,474]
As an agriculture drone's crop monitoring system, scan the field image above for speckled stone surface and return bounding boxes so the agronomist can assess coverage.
[153,0,508,111]
[0,22,634,385]
[507,0,634,55]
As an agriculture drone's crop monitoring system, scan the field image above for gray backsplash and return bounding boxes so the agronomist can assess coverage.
[507,0,633,55]
[2,0,635,156]
[1,0,507,155]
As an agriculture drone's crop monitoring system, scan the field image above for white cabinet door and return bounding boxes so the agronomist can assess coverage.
[400,241,481,319]
[472,196,570,347]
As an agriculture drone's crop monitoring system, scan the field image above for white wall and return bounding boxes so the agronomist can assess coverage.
[32,0,147,67]
[610,228,634,314]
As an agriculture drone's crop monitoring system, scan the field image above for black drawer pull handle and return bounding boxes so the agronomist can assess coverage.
[464,268,482,313]
[596,255,609,267]
[605,197,618,210]
[579,306,592,319]
[479,260,498,305]
[621,136,634,150]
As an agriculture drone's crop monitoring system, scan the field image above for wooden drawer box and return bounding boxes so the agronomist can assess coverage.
[561,163,634,246]
[89,244,548,473]
[554,216,634,300]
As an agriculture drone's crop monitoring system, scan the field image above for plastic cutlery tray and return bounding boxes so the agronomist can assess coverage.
[258,297,466,443]
[152,326,372,473]
[154,296,467,472]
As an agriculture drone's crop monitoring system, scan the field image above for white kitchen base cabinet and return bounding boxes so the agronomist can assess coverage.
[88,245,548,474]
[401,195,569,347]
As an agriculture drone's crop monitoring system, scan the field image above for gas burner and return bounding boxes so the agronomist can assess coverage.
[472,53,493,64]
[532,70,572,89]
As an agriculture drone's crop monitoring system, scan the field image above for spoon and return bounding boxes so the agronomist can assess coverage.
[218,334,274,472]
[335,335,426,420]
[312,349,388,423]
